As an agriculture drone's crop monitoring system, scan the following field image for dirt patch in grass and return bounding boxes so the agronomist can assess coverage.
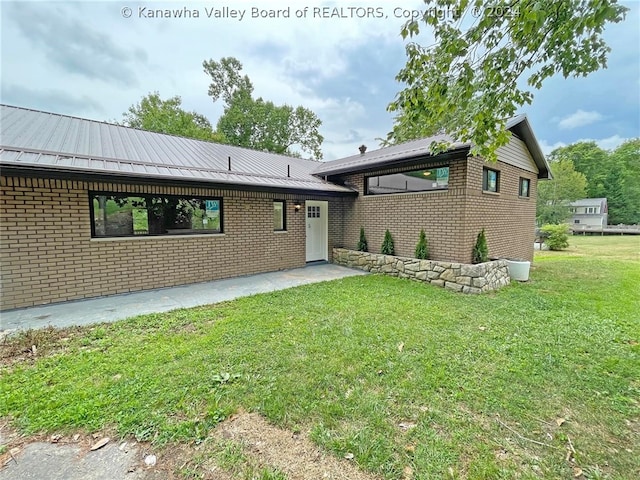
[212,411,382,479]
[0,327,83,367]
[1,413,382,479]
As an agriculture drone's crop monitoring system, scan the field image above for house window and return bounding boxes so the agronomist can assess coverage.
[575,219,580,224]
[482,168,500,193]
[519,178,530,197]
[90,192,222,237]
[365,166,449,195]
[307,205,321,218]
[274,200,286,231]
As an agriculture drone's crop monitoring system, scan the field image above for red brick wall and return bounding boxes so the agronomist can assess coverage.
[0,176,342,309]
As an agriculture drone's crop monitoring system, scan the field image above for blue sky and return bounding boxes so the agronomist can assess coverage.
[2,0,638,160]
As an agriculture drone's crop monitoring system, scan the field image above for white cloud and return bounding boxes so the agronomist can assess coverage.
[538,140,566,156]
[590,134,627,151]
[558,110,604,129]
[539,135,629,156]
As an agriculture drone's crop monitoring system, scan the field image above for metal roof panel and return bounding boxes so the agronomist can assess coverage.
[0,105,354,194]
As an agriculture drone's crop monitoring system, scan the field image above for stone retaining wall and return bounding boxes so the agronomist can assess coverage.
[333,248,510,294]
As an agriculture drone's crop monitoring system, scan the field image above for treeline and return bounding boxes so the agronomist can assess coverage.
[537,139,640,225]
[120,57,324,159]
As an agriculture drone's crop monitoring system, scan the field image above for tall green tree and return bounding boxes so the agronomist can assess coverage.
[548,142,608,198]
[121,92,223,142]
[610,139,640,224]
[550,140,640,224]
[387,0,628,160]
[203,57,324,159]
[536,160,587,225]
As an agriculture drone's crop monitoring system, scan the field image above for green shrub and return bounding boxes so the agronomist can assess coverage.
[381,229,395,255]
[415,229,429,259]
[540,224,570,250]
[472,228,489,264]
[357,227,368,252]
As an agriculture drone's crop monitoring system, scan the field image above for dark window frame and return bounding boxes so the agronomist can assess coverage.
[364,166,450,196]
[89,191,223,238]
[273,199,286,231]
[482,167,500,193]
[519,177,531,198]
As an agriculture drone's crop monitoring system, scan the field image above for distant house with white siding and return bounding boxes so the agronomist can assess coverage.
[569,198,608,228]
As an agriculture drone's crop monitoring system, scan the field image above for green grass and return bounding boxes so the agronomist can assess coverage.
[1,236,638,479]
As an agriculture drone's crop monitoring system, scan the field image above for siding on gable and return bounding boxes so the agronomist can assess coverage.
[496,135,539,174]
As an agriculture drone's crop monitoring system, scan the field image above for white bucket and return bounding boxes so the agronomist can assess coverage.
[506,260,531,282]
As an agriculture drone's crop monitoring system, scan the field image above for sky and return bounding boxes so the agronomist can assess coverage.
[1,0,639,161]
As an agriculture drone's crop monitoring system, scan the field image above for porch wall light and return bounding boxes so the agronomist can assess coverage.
[294,202,302,212]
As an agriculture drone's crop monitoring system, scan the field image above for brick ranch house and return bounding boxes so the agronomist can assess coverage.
[0,105,550,310]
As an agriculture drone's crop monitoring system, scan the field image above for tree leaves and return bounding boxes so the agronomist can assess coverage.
[204,56,324,159]
[536,159,587,225]
[120,92,221,142]
[549,140,640,224]
[387,0,628,162]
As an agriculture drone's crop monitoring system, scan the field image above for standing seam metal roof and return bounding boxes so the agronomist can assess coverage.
[0,104,354,193]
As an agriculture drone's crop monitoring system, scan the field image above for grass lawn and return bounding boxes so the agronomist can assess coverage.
[1,236,638,479]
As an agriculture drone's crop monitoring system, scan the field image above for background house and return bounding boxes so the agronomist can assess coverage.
[569,198,608,229]
[0,105,550,310]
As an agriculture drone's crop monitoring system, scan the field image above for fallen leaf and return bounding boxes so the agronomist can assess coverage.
[573,466,583,477]
[398,342,404,352]
[377,370,383,375]
[10,447,20,456]
[72,434,80,442]
[344,452,354,460]
[31,345,37,354]
[398,422,417,430]
[50,434,62,443]
[90,437,110,451]
[403,465,414,478]
[556,417,566,426]
[448,467,455,478]
[144,454,157,466]
[479,326,486,331]
[405,444,416,453]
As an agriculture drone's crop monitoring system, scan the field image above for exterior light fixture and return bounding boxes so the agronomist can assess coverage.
[294,202,302,212]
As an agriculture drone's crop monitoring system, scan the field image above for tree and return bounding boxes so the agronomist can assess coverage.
[550,140,640,224]
[203,57,324,159]
[536,159,587,225]
[610,139,640,224]
[121,92,223,142]
[203,56,254,104]
[357,227,368,252]
[548,142,608,198]
[415,229,429,259]
[472,229,488,264]
[381,230,395,255]
[387,1,628,161]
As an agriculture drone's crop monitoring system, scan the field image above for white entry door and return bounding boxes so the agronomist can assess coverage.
[305,200,328,262]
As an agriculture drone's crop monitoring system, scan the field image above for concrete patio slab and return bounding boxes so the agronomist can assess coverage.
[0,264,366,333]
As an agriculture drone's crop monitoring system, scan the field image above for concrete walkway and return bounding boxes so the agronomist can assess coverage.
[0,264,366,332]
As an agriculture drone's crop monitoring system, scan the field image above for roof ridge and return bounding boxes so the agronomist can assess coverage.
[0,104,318,163]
